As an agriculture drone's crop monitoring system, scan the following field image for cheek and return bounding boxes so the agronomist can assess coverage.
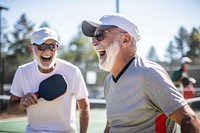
[32,48,41,56]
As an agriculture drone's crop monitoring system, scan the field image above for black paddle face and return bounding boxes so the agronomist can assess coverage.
[182,77,190,87]
[35,74,67,101]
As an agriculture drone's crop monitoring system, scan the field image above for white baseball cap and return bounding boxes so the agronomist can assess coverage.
[181,57,192,64]
[82,13,141,42]
[31,27,59,45]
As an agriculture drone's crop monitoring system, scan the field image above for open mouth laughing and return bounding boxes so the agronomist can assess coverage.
[98,49,106,58]
[95,45,106,59]
[41,55,52,62]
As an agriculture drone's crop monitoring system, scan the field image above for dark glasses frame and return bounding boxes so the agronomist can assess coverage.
[33,43,59,51]
[93,30,127,41]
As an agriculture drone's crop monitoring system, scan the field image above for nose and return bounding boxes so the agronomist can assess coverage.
[92,37,99,46]
[44,47,52,53]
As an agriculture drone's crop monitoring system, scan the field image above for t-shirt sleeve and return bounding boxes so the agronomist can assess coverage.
[144,66,187,115]
[10,68,24,97]
[72,67,89,100]
[171,69,182,81]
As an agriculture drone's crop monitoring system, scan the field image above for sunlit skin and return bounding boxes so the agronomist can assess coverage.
[182,63,191,72]
[92,30,120,72]
[29,39,59,73]
[92,28,135,78]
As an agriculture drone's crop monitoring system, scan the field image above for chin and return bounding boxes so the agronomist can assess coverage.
[99,64,112,72]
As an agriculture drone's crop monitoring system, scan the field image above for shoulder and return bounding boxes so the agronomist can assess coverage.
[134,56,166,75]
[56,58,80,71]
[17,60,36,72]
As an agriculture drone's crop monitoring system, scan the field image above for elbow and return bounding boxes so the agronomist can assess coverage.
[180,113,200,132]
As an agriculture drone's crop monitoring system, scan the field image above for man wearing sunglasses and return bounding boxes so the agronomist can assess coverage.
[8,27,90,133]
[82,13,200,132]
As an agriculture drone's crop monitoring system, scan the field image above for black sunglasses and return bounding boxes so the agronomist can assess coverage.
[33,43,59,51]
[93,30,127,41]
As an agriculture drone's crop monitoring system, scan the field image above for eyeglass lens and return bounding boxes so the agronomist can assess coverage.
[35,43,58,51]
[93,30,105,41]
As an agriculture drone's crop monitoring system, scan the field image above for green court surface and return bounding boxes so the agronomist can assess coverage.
[0,117,27,133]
[0,109,106,133]
[0,109,200,133]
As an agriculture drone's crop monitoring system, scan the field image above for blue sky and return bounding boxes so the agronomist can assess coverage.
[1,0,200,61]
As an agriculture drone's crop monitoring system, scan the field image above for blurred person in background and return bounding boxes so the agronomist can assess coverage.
[8,27,90,133]
[171,57,196,99]
[82,13,200,133]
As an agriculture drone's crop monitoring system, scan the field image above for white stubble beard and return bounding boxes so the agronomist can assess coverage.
[99,40,120,72]
[33,51,57,70]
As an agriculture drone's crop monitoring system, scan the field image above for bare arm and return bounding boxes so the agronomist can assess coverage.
[77,98,90,133]
[104,121,110,133]
[8,93,38,115]
[173,80,182,86]
[169,104,200,132]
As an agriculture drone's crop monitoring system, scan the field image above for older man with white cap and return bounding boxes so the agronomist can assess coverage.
[82,13,200,133]
[8,27,90,133]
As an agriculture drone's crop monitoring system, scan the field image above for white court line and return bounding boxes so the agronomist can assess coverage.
[0,116,27,123]
[1,95,200,104]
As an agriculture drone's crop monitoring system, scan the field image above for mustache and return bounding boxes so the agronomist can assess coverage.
[94,45,104,51]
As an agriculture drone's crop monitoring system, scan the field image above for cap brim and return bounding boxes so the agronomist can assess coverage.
[34,37,60,45]
[82,20,118,37]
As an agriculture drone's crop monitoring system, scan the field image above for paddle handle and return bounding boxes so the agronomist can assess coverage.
[35,92,40,98]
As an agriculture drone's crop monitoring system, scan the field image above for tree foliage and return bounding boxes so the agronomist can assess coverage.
[2,14,35,83]
[146,46,159,62]
[4,14,35,61]
[174,27,189,57]
[187,28,200,58]
[165,27,200,64]
[165,41,177,62]
[59,26,98,68]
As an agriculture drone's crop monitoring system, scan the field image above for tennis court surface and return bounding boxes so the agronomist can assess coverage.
[0,109,106,133]
[0,97,200,133]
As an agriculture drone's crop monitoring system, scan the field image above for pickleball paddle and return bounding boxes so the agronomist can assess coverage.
[182,77,190,87]
[35,74,67,101]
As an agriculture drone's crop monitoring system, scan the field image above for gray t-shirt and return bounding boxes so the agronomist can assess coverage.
[104,56,187,133]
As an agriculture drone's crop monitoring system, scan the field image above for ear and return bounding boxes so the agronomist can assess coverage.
[29,44,33,54]
[120,33,132,48]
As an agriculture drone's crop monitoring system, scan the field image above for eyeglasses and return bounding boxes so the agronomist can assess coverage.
[93,30,127,41]
[33,43,58,51]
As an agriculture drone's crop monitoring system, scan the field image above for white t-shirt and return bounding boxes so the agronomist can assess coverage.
[10,58,89,133]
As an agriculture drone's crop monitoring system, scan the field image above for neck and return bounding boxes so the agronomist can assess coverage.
[111,54,135,78]
[38,64,56,73]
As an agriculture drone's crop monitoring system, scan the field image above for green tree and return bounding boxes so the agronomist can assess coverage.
[165,41,178,62]
[186,28,200,59]
[3,14,35,83]
[39,22,50,28]
[146,46,159,62]
[174,27,189,57]
[4,14,35,61]
[59,26,98,68]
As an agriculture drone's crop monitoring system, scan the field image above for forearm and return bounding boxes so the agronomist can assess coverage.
[79,106,90,133]
[8,101,26,115]
[173,81,181,86]
[180,115,200,132]
[104,121,110,133]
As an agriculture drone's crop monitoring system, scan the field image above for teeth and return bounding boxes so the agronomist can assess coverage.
[94,45,106,57]
[42,55,51,58]
[97,49,105,52]
[94,45,105,51]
